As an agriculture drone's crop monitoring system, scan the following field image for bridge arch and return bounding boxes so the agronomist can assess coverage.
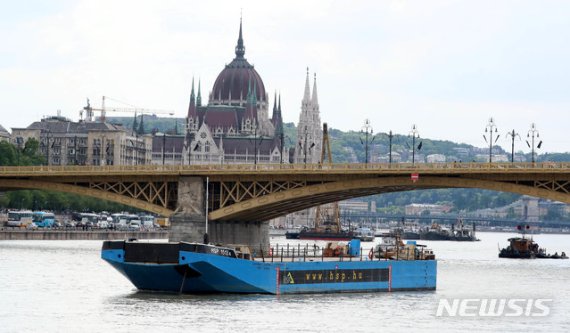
[210,176,570,221]
[0,179,174,216]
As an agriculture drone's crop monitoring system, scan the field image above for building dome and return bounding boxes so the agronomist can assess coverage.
[210,20,266,104]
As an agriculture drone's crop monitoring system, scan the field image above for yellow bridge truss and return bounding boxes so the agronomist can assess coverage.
[0,162,569,221]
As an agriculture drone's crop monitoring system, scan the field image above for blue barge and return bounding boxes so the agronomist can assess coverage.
[101,240,436,294]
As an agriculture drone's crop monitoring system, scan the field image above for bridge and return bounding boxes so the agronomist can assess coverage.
[1,162,570,247]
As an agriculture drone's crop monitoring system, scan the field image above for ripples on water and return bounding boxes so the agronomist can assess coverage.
[0,233,568,333]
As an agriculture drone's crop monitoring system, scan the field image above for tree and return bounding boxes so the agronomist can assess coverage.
[0,141,17,165]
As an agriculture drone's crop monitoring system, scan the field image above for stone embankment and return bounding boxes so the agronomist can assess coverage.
[0,229,169,240]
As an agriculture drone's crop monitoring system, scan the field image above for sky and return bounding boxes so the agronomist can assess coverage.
[1,0,570,153]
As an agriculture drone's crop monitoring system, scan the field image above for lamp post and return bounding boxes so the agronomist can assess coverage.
[100,135,106,166]
[254,123,258,166]
[526,123,542,164]
[505,129,520,163]
[279,131,285,165]
[162,133,166,165]
[483,118,499,163]
[409,125,421,166]
[44,129,52,166]
[299,126,315,167]
[16,137,23,166]
[388,130,394,164]
[360,119,375,165]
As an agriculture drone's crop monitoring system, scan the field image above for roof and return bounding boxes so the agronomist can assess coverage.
[152,135,186,153]
[210,20,266,103]
[25,119,127,134]
[221,136,279,155]
[150,134,280,155]
[0,124,9,135]
[197,105,245,131]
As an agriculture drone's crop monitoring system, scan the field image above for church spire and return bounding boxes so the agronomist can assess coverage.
[303,67,311,103]
[235,16,245,59]
[311,73,318,105]
[272,91,277,114]
[273,92,283,137]
[187,77,197,119]
[197,79,202,107]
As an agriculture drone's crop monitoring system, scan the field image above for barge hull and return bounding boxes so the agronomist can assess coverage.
[101,241,437,295]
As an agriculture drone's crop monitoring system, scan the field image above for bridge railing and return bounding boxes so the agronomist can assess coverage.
[0,161,569,175]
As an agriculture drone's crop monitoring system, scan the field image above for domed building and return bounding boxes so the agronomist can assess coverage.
[178,19,284,165]
[152,19,322,167]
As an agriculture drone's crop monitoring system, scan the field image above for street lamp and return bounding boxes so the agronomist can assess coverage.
[279,131,285,165]
[360,119,375,165]
[505,129,521,163]
[409,125,422,166]
[279,132,292,165]
[483,118,499,163]
[387,130,394,164]
[42,129,54,166]
[162,133,166,165]
[299,126,315,167]
[15,137,23,166]
[526,123,542,164]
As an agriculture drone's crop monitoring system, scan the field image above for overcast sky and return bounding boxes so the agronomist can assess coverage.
[1,0,569,153]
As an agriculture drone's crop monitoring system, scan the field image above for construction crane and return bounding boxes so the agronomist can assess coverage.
[81,96,175,123]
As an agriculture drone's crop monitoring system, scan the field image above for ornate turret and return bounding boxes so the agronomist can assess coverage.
[312,73,319,105]
[187,77,198,131]
[295,69,323,164]
[235,17,245,59]
[302,67,311,105]
[210,18,266,104]
[196,79,202,107]
[272,92,283,138]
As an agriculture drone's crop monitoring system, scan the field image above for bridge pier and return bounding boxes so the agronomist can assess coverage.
[169,177,269,250]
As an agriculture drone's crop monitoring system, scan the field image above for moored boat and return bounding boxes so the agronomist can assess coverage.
[101,239,437,294]
[298,229,354,241]
[353,227,375,242]
[419,219,478,241]
[498,225,568,259]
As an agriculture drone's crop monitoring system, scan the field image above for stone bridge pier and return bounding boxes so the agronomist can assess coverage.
[169,177,269,250]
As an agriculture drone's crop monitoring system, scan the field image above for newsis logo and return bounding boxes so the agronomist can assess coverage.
[436,298,553,317]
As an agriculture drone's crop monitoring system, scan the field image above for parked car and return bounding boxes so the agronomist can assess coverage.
[26,223,38,230]
[128,221,141,231]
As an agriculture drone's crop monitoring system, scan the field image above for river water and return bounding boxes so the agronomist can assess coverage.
[0,232,568,333]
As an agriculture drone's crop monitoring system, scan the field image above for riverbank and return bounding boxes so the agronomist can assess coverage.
[0,229,168,240]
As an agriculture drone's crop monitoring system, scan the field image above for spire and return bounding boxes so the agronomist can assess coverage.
[197,79,202,107]
[132,112,138,133]
[271,91,281,124]
[273,91,277,114]
[311,72,318,105]
[273,92,283,137]
[303,67,311,103]
[187,77,197,118]
[235,16,245,59]
[137,114,145,135]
